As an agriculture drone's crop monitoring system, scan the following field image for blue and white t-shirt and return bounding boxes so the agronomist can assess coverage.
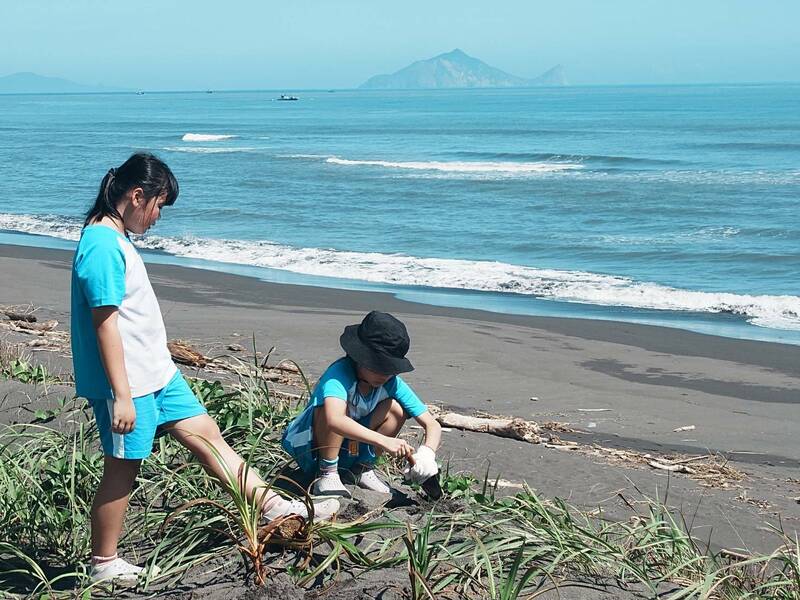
[282,357,427,471]
[312,357,427,420]
[70,225,176,399]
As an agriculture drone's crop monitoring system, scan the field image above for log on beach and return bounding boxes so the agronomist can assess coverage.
[428,407,548,444]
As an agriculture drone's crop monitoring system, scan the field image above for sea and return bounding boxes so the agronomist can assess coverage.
[1,85,799,344]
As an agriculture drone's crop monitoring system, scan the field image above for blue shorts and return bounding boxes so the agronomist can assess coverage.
[337,414,379,471]
[90,371,207,460]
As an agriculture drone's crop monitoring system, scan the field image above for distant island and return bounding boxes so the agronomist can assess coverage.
[360,49,566,90]
[0,72,126,94]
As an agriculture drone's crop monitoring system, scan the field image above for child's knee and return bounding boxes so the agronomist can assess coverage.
[170,414,223,446]
[382,399,407,427]
[195,419,223,444]
[388,399,407,421]
[371,398,406,432]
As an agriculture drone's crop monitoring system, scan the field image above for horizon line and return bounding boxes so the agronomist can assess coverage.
[2,79,799,96]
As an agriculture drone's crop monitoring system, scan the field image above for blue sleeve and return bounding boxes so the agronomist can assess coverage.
[388,376,427,418]
[314,359,350,406]
[74,234,126,308]
[320,377,347,401]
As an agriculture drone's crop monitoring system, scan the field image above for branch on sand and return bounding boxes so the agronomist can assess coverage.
[427,406,566,444]
[167,339,305,387]
[1,306,68,349]
[427,406,745,490]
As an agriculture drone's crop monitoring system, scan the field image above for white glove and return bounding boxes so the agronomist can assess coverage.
[402,445,438,484]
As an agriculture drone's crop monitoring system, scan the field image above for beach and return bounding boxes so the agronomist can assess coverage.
[2,241,799,561]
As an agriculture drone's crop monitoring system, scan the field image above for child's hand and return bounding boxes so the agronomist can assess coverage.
[112,397,137,434]
[380,436,414,460]
[403,445,438,483]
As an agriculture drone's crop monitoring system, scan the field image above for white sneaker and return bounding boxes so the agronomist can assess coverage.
[262,497,340,522]
[357,469,391,494]
[89,557,153,584]
[312,472,352,498]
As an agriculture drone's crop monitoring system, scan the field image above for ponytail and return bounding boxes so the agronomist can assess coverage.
[85,153,179,227]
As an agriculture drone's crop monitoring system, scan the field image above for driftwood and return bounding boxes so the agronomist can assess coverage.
[0,319,64,340]
[427,406,558,444]
[428,406,744,489]
[649,460,695,474]
[4,311,37,323]
[13,319,58,332]
[274,360,301,373]
[168,340,209,368]
[166,340,303,383]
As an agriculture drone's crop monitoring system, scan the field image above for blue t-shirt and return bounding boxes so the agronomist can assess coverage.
[313,357,427,419]
[282,357,427,471]
[70,226,176,399]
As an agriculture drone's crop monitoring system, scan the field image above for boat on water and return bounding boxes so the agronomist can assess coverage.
[276,94,299,101]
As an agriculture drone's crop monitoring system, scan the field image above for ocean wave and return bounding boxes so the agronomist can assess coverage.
[0,213,83,241]
[181,133,237,142]
[163,146,257,154]
[596,227,741,246]
[690,142,800,152]
[1,212,798,331]
[450,151,684,166]
[324,157,582,173]
[571,168,800,186]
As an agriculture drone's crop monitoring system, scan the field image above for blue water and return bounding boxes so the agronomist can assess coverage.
[1,85,798,342]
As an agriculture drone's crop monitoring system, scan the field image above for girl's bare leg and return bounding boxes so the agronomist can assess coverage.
[91,456,142,558]
[167,413,339,520]
[165,414,275,507]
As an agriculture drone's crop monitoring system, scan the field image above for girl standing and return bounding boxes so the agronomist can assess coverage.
[71,153,338,583]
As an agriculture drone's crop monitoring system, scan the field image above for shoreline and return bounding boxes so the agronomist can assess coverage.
[3,241,800,552]
[2,230,800,348]
[3,241,800,372]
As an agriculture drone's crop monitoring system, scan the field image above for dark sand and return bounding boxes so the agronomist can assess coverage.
[2,242,800,558]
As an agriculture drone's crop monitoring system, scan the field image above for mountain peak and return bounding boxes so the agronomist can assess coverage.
[440,48,469,59]
[360,50,565,90]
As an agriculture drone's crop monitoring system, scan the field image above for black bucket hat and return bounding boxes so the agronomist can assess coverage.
[340,311,414,376]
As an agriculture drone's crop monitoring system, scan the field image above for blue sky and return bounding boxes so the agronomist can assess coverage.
[2,0,798,89]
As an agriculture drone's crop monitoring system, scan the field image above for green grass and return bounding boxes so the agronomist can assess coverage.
[0,356,798,599]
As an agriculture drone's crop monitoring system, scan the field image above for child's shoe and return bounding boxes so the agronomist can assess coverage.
[312,471,353,499]
[89,556,149,584]
[357,469,391,494]
[262,497,340,522]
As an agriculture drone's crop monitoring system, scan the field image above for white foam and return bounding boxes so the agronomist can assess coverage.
[2,213,797,331]
[181,133,237,142]
[0,213,83,241]
[598,227,741,246]
[163,146,256,154]
[573,168,800,186]
[325,157,582,173]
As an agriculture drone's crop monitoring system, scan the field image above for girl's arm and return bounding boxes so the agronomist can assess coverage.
[321,397,414,458]
[414,410,442,452]
[92,306,136,434]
